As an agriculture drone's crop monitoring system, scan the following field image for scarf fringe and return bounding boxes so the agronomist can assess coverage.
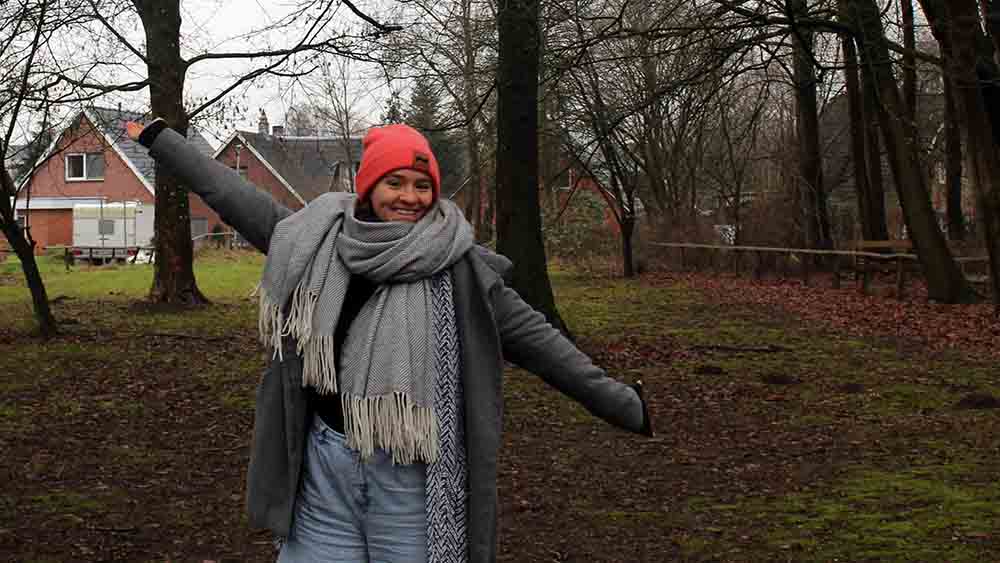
[258,291,285,361]
[285,281,317,347]
[258,282,322,366]
[301,335,338,393]
[342,392,439,464]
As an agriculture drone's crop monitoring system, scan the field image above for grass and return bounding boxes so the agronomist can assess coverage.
[1,254,999,562]
[0,248,264,304]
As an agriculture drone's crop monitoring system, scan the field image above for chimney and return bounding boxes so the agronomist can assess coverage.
[272,125,285,136]
[258,109,270,135]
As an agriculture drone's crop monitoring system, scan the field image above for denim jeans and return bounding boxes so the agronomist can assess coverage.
[277,415,428,563]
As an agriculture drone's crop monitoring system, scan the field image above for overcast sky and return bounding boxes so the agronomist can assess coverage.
[176,1,389,146]
[12,1,390,148]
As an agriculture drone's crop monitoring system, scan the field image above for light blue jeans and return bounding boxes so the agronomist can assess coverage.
[278,415,428,563]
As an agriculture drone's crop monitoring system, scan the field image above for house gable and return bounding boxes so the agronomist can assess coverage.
[215,133,306,211]
[16,107,225,253]
[215,130,363,205]
[24,111,154,204]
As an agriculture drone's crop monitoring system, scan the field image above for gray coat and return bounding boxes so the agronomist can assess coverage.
[148,128,648,563]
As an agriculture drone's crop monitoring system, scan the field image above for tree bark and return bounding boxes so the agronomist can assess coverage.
[901,0,917,121]
[1,171,57,338]
[840,12,877,240]
[933,0,1000,308]
[496,0,569,333]
[849,0,978,303]
[943,73,965,240]
[621,213,635,278]
[134,0,208,305]
[788,0,831,253]
[861,70,889,240]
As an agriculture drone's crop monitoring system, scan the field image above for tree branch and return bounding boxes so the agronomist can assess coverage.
[86,0,147,64]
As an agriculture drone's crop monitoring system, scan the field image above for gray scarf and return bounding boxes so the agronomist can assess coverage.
[258,192,474,464]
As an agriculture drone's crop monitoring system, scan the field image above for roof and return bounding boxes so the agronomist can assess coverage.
[85,106,215,192]
[18,106,215,193]
[220,131,363,203]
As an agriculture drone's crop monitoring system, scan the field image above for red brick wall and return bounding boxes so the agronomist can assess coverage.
[216,141,305,212]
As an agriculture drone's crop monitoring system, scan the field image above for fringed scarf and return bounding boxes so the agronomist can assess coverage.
[257,192,474,464]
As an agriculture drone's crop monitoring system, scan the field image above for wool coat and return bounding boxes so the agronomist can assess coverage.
[146,128,649,563]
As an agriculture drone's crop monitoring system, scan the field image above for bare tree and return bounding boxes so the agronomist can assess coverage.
[497,0,571,333]
[845,0,977,302]
[37,1,400,305]
[0,0,60,337]
[921,0,1000,308]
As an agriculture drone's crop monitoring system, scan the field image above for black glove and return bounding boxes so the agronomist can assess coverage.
[137,117,168,148]
[629,379,653,437]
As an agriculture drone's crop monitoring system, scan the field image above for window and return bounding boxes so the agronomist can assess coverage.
[66,153,105,181]
[98,219,115,236]
[190,217,208,238]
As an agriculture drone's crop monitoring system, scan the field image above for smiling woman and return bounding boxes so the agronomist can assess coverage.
[124,117,651,563]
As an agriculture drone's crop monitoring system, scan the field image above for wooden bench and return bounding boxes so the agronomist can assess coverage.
[846,240,915,296]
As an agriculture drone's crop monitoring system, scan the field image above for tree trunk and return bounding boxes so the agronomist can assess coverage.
[135,0,208,305]
[1,171,57,337]
[849,0,978,303]
[862,71,889,240]
[788,0,831,252]
[840,14,876,240]
[460,1,484,239]
[621,213,635,278]
[496,0,569,333]
[901,0,917,121]
[944,74,965,240]
[936,0,1000,308]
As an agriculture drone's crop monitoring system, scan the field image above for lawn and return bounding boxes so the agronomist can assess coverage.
[1,250,998,562]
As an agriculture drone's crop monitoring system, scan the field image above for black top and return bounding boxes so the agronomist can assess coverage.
[310,275,378,432]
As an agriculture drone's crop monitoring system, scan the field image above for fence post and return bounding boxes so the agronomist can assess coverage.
[679,246,686,270]
[860,255,871,295]
[896,256,905,300]
[832,254,841,289]
[802,252,811,286]
[754,251,763,280]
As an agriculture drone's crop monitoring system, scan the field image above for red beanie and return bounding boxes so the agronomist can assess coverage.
[355,124,441,202]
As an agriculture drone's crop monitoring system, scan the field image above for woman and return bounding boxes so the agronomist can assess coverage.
[127,119,652,563]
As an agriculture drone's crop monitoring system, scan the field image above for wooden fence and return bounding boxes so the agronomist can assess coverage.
[649,241,991,300]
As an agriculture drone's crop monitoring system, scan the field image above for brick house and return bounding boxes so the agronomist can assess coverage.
[213,114,363,213]
[16,107,222,254]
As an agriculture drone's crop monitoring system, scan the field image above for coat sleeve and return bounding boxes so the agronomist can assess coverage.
[146,128,293,253]
[491,281,649,434]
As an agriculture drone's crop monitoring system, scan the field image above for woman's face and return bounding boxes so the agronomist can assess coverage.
[368,169,435,223]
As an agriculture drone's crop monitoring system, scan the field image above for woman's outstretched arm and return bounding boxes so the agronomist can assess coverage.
[492,280,652,436]
[129,120,293,253]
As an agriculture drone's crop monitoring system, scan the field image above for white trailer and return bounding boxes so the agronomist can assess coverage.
[72,202,154,263]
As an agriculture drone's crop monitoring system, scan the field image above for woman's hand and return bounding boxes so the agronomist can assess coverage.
[125,121,144,141]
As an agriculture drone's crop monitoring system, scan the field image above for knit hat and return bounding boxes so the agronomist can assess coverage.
[355,124,441,202]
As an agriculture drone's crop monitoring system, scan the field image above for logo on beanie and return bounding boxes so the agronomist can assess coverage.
[412,151,431,172]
